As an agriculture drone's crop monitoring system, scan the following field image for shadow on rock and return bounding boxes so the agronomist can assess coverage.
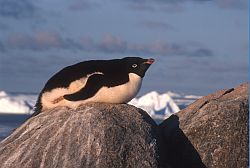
[158,115,207,168]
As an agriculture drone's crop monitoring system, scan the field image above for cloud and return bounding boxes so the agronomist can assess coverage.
[127,0,184,4]
[6,32,62,50]
[126,0,247,11]
[97,34,128,53]
[127,3,156,12]
[0,0,38,19]
[0,22,9,30]
[126,0,198,13]
[242,41,248,52]
[216,0,248,10]
[141,20,176,31]
[68,0,100,11]
[0,52,72,76]
[188,48,214,57]
[5,31,82,51]
[79,37,95,51]
[127,2,184,13]
[94,34,213,57]
[0,41,5,52]
[3,32,213,57]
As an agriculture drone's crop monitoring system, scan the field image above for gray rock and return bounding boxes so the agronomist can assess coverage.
[159,83,248,168]
[0,103,159,168]
[2,84,247,168]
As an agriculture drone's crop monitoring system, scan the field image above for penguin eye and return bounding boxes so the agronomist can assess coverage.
[132,64,138,68]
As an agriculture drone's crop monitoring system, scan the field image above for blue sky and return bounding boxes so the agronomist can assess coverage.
[0,0,248,95]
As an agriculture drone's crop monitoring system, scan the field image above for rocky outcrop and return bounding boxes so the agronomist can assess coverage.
[1,83,248,168]
[0,103,159,168]
[159,83,249,168]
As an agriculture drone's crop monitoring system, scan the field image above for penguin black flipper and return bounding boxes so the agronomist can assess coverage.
[63,73,129,101]
[63,74,105,101]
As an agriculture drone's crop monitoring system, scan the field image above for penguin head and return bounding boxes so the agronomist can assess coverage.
[122,57,154,77]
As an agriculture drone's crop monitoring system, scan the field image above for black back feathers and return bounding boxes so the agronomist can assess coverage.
[41,57,153,93]
[42,59,126,92]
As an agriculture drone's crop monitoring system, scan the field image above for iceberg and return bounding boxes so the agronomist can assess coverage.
[0,90,199,119]
[129,91,180,119]
[0,91,36,114]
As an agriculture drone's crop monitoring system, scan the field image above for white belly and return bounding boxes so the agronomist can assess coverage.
[89,73,142,103]
[40,73,142,111]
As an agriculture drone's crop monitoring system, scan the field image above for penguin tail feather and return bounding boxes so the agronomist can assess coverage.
[31,94,42,117]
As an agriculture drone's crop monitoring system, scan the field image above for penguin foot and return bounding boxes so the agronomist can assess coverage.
[52,96,64,104]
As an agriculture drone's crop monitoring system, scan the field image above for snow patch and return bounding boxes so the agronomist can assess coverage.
[0,90,199,119]
[0,91,36,114]
[129,91,180,119]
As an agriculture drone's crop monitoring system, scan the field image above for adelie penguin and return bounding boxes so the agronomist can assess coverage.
[32,57,154,116]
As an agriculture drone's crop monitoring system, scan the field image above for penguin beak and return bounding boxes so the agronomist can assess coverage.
[144,58,155,65]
